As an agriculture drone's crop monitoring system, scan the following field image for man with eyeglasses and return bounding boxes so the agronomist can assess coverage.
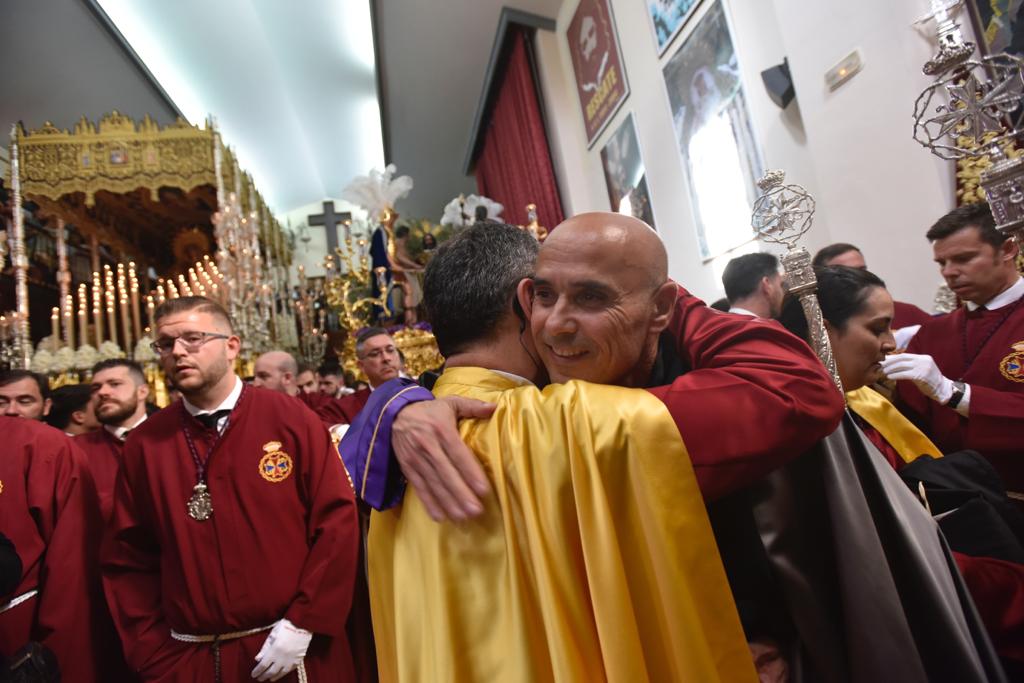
[302,328,400,427]
[101,296,360,682]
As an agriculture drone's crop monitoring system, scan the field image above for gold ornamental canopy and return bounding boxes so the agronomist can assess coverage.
[9,111,291,272]
[3,111,295,369]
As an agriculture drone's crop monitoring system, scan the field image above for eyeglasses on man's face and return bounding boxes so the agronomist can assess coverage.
[150,331,230,355]
[359,344,398,361]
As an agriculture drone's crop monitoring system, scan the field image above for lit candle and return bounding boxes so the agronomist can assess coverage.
[120,292,132,351]
[51,307,60,345]
[63,294,75,349]
[146,295,155,331]
[106,290,117,348]
[92,272,104,343]
[129,262,142,341]
[78,284,88,347]
[104,265,116,345]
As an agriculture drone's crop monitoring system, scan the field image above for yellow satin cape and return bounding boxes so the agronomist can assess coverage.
[846,386,942,463]
[368,367,755,682]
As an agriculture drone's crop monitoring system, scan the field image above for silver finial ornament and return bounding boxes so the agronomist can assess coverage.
[913,3,1024,246]
[751,170,842,393]
[751,169,817,250]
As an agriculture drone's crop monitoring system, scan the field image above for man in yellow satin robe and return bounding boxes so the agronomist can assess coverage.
[352,222,757,682]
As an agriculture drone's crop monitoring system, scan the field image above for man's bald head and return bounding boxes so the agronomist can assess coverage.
[519,211,677,387]
[253,350,299,395]
[542,212,669,289]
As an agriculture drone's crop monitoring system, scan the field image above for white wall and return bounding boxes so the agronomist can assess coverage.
[538,0,957,308]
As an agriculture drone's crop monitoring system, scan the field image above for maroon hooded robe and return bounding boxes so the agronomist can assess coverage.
[0,417,103,681]
[102,385,360,682]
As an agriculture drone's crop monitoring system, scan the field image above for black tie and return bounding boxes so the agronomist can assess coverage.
[195,409,231,430]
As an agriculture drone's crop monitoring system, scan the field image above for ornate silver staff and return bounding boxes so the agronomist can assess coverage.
[751,169,842,392]
[8,125,31,369]
[912,4,1024,247]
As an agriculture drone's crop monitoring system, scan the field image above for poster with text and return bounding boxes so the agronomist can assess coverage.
[600,113,656,230]
[568,0,630,147]
[662,1,762,260]
[647,0,701,55]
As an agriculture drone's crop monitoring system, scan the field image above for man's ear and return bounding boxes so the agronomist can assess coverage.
[1000,236,1020,264]
[138,382,150,401]
[42,398,52,417]
[650,281,678,334]
[225,335,242,361]
[71,409,87,427]
[515,279,535,324]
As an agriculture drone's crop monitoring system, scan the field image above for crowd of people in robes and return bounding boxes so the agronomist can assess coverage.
[0,201,1022,682]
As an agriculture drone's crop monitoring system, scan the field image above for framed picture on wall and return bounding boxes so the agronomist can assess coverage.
[661,0,763,260]
[567,0,630,147]
[965,0,1024,55]
[600,113,656,230]
[646,0,702,55]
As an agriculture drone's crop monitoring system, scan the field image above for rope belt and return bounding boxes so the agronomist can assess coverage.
[171,624,308,683]
[0,589,38,614]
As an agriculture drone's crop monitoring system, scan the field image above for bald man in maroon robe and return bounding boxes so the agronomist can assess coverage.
[102,296,360,682]
[884,204,1024,497]
[0,416,103,681]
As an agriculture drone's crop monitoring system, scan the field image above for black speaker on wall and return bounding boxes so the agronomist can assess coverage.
[761,58,795,109]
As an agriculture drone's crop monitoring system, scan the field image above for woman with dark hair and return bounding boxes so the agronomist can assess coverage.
[780,266,1024,672]
[778,266,942,470]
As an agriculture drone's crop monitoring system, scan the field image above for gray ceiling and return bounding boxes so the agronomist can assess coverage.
[373,0,562,220]
[0,0,178,137]
[2,0,563,223]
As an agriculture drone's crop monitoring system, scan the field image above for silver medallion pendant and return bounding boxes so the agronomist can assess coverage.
[187,482,213,521]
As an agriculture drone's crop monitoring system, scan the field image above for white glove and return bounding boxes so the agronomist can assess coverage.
[879,353,954,404]
[251,618,312,682]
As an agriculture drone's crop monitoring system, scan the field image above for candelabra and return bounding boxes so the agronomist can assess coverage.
[0,313,26,370]
[751,169,842,393]
[324,228,392,332]
[9,126,31,368]
[294,265,327,366]
[213,189,273,356]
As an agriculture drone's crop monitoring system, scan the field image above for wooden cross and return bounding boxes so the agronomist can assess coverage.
[308,201,351,254]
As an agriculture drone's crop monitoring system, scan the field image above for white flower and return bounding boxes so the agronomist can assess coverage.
[31,349,54,374]
[134,336,157,362]
[440,194,504,226]
[52,346,76,373]
[99,340,125,360]
[341,164,414,218]
[75,344,99,370]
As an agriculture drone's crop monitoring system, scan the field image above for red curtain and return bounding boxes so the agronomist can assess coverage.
[474,28,564,230]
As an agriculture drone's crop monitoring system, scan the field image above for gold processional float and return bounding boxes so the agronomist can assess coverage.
[1,112,291,403]
[1,111,550,399]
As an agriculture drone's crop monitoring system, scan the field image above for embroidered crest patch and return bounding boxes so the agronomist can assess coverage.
[999,341,1024,383]
[259,441,293,483]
